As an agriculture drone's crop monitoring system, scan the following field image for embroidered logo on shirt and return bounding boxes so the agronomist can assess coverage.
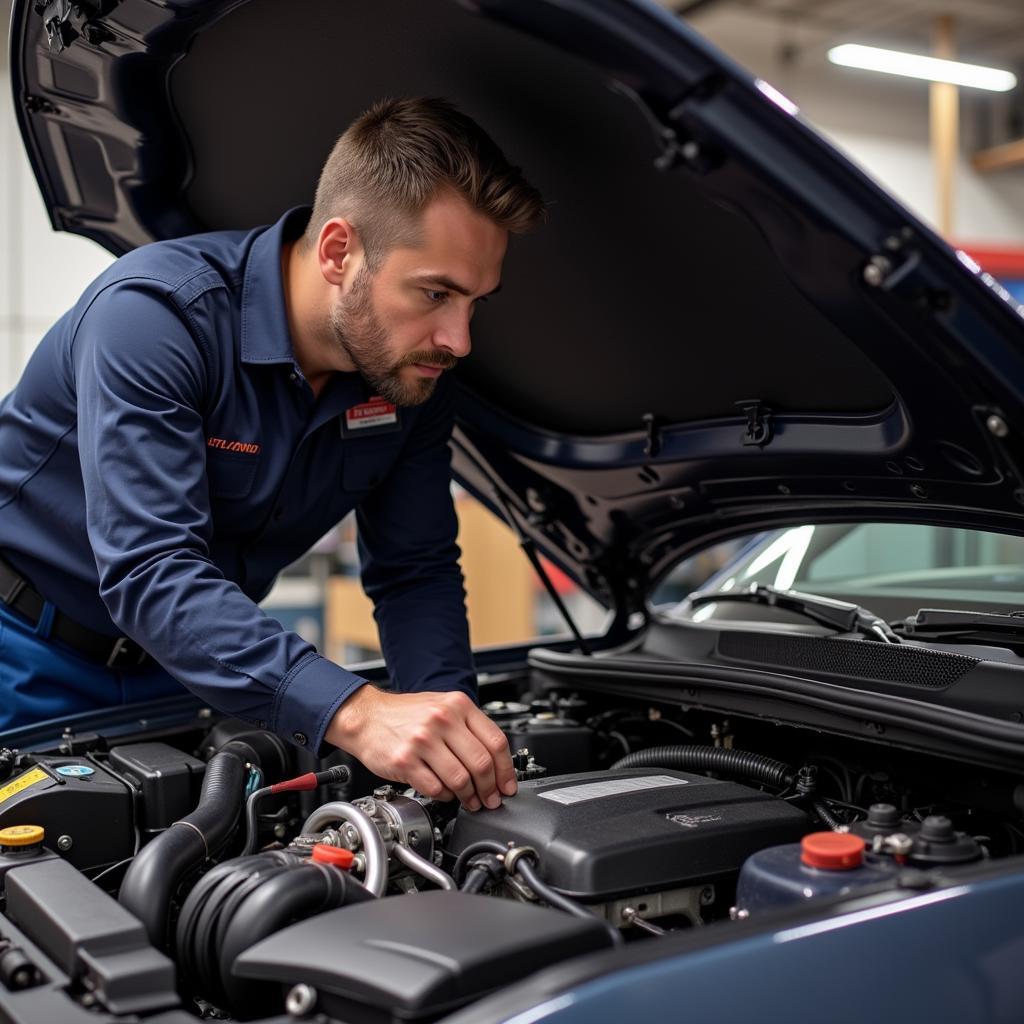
[345,396,398,431]
[207,437,261,454]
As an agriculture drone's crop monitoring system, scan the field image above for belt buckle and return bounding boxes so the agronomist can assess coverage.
[106,637,147,670]
[1,576,25,606]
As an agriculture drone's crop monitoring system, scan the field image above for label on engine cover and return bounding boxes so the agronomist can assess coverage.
[0,767,50,806]
[537,775,686,805]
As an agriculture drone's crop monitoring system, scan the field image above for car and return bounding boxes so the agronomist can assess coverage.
[664,521,1024,623]
[4,1,1024,1022]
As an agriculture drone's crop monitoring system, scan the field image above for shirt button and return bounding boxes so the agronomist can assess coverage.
[292,731,308,747]
[289,371,297,382]
[258,720,268,729]
[273,507,284,522]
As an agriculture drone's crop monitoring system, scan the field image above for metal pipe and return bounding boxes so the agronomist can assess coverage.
[300,801,388,897]
[392,843,457,890]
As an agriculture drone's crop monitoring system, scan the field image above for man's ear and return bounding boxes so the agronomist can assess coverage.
[317,218,362,287]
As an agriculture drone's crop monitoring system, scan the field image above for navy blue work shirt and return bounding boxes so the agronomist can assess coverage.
[0,207,475,751]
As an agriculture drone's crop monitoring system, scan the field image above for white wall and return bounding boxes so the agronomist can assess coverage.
[689,6,1024,246]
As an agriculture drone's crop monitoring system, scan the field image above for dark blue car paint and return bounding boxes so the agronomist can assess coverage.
[443,868,1024,1023]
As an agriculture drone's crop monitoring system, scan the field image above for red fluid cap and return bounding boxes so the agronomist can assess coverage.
[801,832,865,870]
[311,844,355,869]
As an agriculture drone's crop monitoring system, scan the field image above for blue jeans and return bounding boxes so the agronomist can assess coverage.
[0,601,185,734]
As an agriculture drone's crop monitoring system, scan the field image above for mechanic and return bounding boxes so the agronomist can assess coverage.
[0,97,545,812]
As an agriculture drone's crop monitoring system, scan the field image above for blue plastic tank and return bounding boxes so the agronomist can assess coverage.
[736,832,902,914]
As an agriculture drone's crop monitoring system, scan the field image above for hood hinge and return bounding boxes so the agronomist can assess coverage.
[34,0,119,53]
[862,228,952,312]
[609,80,714,174]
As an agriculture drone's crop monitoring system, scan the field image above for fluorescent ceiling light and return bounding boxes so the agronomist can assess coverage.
[828,43,1017,92]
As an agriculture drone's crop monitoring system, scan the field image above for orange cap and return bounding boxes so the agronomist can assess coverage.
[0,825,45,848]
[801,832,864,870]
[311,844,355,869]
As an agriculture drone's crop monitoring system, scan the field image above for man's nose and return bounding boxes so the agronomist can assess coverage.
[433,315,472,359]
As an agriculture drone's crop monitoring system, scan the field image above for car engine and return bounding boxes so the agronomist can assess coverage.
[0,692,1013,1023]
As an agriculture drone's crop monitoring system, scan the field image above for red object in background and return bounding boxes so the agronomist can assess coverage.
[538,556,576,595]
[960,246,1024,278]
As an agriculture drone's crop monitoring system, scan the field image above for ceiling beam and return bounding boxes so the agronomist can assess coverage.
[930,15,959,238]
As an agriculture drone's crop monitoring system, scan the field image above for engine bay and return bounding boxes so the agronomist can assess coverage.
[0,683,1020,1023]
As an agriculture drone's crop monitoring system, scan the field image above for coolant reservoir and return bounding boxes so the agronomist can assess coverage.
[736,832,901,914]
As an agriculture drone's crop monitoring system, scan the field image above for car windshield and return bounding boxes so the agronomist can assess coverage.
[656,523,1024,623]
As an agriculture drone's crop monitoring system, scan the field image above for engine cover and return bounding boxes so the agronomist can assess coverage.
[450,768,809,901]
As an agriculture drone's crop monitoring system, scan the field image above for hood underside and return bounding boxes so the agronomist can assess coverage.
[11,0,1024,614]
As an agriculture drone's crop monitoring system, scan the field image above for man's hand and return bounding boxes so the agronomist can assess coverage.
[325,687,518,811]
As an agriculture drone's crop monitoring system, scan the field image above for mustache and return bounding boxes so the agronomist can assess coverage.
[400,352,458,371]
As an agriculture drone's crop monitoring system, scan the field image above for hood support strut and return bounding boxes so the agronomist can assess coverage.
[487,486,593,657]
[457,441,593,655]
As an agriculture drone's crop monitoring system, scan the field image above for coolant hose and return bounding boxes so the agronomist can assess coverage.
[610,745,795,789]
[119,748,248,949]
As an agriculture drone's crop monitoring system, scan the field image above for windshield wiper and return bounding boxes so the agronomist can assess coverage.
[898,608,1024,650]
[688,583,902,643]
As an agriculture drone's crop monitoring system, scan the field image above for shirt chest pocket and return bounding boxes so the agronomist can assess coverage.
[206,450,261,500]
[342,440,404,493]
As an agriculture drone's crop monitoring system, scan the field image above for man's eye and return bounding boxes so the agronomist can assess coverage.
[424,289,448,304]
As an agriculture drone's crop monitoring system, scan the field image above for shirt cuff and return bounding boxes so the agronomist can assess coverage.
[270,652,369,754]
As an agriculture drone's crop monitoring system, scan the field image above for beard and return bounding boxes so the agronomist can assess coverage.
[328,266,454,407]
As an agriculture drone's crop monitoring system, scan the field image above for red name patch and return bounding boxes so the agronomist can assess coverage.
[345,396,398,431]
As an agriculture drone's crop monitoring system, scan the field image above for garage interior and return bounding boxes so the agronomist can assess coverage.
[2,0,1023,657]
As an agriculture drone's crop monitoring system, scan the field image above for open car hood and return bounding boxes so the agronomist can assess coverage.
[11,0,1024,620]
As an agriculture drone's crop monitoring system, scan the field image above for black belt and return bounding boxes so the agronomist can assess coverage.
[0,556,150,670]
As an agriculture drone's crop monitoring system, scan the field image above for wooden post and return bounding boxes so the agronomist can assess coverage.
[930,15,958,238]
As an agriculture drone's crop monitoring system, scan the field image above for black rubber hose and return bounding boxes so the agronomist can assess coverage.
[459,853,506,894]
[610,745,795,789]
[177,853,297,996]
[514,858,622,947]
[461,864,493,894]
[119,750,248,950]
[452,839,509,885]
[812,798,844,832]
[220,863,372,1017]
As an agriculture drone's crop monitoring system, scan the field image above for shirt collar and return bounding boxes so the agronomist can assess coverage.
[240,205,311,366]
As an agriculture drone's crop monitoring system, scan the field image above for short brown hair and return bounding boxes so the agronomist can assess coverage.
[304,97,545,267]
